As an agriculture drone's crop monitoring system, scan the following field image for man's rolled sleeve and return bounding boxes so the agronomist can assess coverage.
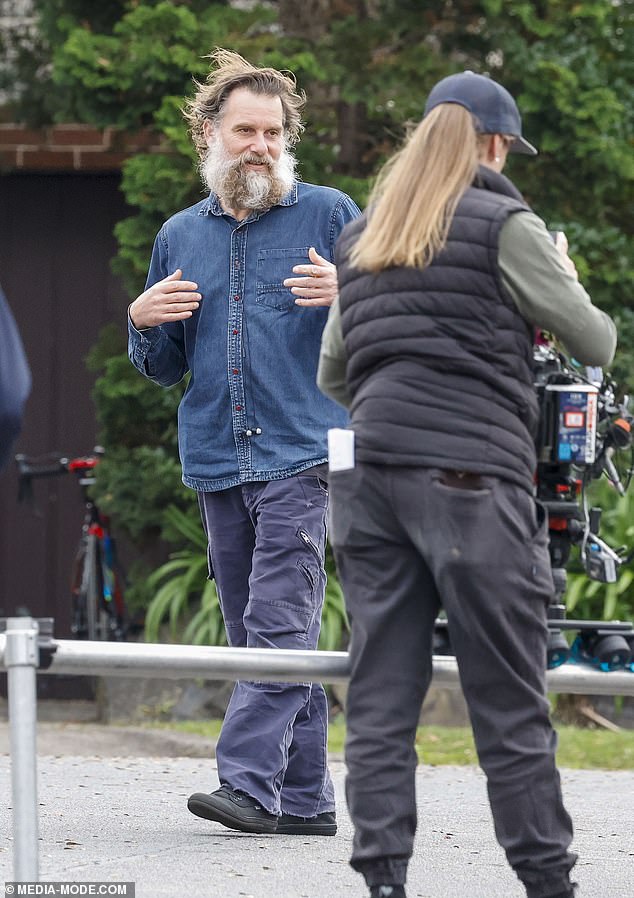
[127,313,188,385]
[127,227,189,386]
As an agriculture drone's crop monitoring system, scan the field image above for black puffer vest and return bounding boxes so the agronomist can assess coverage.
[336,167,539,490]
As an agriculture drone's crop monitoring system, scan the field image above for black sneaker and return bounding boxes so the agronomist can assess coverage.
[276,811,337,835]
[187,786,277,834]
[369,887,407,898]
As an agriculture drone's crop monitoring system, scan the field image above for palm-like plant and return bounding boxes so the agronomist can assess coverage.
[144,505,225,645]
[320,545,350,652]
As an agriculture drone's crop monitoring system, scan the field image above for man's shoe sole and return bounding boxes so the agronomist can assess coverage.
[187,792,277,834]
[276,820,337,835]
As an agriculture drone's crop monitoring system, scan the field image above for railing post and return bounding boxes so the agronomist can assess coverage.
[5,616,40,881]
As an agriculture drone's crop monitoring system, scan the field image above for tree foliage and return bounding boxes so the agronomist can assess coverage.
[6,1,630,313]
[3,1,633,629]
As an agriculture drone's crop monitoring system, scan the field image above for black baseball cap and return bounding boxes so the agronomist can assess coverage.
[424,71,537,156]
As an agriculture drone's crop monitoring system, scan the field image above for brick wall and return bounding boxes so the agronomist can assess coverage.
[0,123,164,171]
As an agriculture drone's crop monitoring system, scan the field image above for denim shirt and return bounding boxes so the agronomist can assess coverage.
[128,181,360,492]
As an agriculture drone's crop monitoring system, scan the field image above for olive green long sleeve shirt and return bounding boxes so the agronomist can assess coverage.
[317,210,617,409]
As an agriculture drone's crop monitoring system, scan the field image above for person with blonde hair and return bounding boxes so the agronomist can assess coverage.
[318,71,616,898]
[129,48,359,836]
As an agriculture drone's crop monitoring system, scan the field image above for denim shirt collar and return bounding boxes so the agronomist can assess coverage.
[198,182,299,217]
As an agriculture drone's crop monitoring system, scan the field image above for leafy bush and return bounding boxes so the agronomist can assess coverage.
[86,325,190,545]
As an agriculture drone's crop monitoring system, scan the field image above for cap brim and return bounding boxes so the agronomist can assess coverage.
[509,135,537,156]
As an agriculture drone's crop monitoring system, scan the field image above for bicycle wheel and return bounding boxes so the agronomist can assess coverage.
[71,519,127,640]
[70,538,90,639]
[86,534,108,640]
[101,532,128,640]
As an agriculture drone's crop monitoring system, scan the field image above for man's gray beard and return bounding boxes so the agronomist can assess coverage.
[201,138,297,212]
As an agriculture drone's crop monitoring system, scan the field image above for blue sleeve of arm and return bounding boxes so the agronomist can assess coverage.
[329,195,362,259]
[127,227,189,387]
[0,286,31,470]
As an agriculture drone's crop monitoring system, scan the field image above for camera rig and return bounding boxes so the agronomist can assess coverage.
[435,339,634,672]
[533,340,634,670]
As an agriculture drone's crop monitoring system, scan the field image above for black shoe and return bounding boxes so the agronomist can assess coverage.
[276,811,337,835]
[369,887,406,898]
[544,883,578,898]
[187,786,277,834]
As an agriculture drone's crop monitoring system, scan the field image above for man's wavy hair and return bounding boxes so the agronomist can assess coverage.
[183,48,306,159]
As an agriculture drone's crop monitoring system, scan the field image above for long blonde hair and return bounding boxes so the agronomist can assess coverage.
[350,104,480,272]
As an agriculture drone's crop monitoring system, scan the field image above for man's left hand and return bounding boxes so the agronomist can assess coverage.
[284,247,338,307]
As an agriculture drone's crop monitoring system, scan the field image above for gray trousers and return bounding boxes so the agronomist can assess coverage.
[329,463,576,898]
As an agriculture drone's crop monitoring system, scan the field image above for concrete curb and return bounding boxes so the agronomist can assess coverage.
[0,720,216,758]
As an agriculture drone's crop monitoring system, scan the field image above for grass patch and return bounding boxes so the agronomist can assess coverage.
[414,724,634,769]
[150,718,634,770]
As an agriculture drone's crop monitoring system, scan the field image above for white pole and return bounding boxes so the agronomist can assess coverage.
[5,617,40,882]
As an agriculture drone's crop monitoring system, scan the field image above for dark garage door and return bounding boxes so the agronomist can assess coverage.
[0,172,130,697]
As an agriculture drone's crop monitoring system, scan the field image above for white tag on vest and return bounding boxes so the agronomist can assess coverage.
[328,428,355,472]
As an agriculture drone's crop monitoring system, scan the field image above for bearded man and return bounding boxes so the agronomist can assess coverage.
[128,49,360,836]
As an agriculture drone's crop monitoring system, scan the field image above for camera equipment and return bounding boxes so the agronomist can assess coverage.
[434,340,634,672]
[534,341,634,669]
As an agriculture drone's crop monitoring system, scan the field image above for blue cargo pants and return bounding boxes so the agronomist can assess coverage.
[198,474,335,817]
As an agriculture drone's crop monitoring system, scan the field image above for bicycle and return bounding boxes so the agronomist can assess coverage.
[15,447,128,641]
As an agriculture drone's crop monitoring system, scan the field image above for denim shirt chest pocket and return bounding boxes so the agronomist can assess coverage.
[256,246,311,311]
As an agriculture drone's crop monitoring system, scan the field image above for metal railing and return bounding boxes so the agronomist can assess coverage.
[2,616,634,882]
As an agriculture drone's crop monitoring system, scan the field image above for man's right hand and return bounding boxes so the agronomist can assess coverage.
[129,269,201,329]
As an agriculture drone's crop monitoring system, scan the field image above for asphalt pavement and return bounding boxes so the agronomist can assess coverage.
[1,721,633,897]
